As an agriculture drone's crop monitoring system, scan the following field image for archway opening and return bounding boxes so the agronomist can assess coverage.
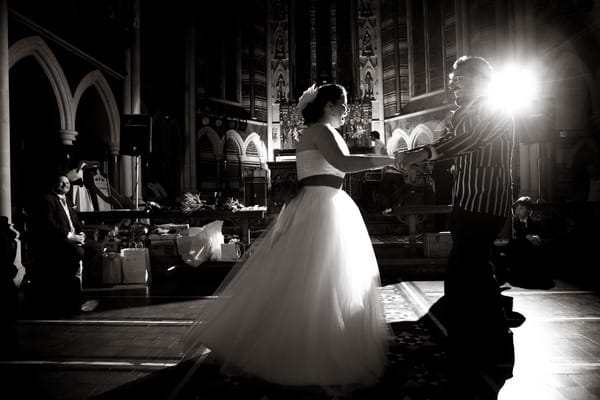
[9,57,63,233]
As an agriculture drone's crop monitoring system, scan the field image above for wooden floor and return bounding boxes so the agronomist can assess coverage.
[2,268,599,399]
[404,280,600,400]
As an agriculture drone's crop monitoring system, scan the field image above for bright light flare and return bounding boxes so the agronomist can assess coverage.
[487,64,540,113]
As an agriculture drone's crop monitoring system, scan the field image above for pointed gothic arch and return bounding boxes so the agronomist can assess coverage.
[9,36,75,132]
[73,70,121,150]
[410,124,435,148]
[224,130,244,155]
[197,127,222,157]
[388,128,410,153]
[196,127,220,190]
[243,133,266,160]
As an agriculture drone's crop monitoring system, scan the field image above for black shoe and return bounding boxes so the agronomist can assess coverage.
[506,311,526,328]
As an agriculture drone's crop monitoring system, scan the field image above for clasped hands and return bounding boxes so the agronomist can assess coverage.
[393,149,429,182]
[67,231,86,246]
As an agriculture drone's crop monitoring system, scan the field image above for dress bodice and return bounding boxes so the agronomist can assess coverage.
[296,150,345,180]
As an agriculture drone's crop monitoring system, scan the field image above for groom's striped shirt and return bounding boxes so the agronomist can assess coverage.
[430,97,515,217]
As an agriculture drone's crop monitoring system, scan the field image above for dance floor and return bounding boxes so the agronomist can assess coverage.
[2,272,600,399]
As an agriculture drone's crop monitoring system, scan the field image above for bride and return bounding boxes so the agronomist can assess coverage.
[184,83,398,389]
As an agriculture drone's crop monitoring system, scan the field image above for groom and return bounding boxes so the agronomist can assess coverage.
[396,55,515,399]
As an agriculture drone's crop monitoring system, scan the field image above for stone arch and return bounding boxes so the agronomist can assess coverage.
[9,36,75,132]
[409,124,435,148]
[197,127,222,157]
[196,128,220,191]
[73,70,121,151]
[243,133,266,161]
[423,120,445,140]
[388,128,410,153]
[224,130,244,156]
[224,130,243,190]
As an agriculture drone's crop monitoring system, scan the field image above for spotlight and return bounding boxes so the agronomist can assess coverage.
[487,63,540,113]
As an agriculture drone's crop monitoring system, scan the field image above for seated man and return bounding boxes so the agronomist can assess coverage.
[27,173,97,316]
[506,196,554,289]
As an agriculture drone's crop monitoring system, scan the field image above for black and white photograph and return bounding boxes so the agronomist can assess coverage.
[1,0,600,399]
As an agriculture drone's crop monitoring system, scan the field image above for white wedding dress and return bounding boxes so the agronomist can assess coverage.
[185,147,390,387]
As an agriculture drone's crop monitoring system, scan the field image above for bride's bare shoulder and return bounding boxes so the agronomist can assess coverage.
[297,125,324,151]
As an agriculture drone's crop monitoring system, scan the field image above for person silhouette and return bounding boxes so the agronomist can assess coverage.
[398,56,516,399]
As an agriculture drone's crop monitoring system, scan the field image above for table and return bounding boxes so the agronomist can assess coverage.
[78,208,267,245]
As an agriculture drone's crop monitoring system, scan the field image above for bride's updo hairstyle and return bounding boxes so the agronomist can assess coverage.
[298,83,347,125]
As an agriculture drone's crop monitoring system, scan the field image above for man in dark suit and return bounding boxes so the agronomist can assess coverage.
[28,173,97,316]
[398,56,515,399]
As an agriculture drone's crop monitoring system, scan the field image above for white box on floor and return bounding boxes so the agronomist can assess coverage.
[121,248,151,284]
[220,243,241,261]
[102,252,122,284]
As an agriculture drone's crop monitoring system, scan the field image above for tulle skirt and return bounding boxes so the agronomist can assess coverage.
[184,185,390,386]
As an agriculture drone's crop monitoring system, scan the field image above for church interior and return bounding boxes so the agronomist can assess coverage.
[1,0,600,399]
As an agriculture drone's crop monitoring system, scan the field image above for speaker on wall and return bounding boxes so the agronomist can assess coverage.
[121,114,152,156]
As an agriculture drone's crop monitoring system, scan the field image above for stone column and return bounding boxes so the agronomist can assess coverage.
[120,0,141,207]
[0,0,25,285]
[59,129,78,145]
[0,0,10,219]
[183,17,196,192]
[131,0,141,115]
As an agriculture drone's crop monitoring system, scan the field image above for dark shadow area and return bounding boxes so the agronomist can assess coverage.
[424,296,517,400]
[91,318,451,400]
[17,263,233,318]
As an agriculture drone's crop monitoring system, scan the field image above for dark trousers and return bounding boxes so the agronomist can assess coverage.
[445,207,514,399]
[27,240,86,317]
[507,239,553,288]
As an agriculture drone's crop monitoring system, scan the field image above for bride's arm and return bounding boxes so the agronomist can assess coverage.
[312,125,395,173]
